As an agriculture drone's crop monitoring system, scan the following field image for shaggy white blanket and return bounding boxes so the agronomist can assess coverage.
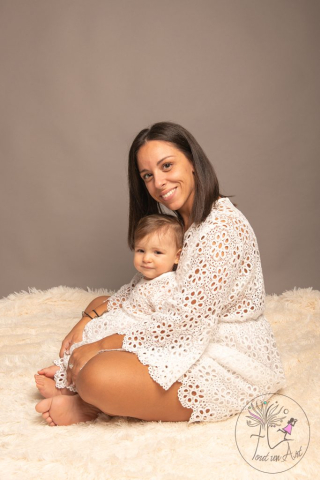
[0,286,319,480]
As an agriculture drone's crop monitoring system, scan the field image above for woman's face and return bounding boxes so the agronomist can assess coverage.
[136,140,195,220]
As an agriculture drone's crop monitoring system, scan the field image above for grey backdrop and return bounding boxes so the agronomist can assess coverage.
[1,0,319,299]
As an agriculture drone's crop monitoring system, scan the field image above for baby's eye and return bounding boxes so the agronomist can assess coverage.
[136,249,144,253]
[155,251,163,255]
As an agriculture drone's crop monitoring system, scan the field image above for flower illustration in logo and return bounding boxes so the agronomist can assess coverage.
[235,394,310,474]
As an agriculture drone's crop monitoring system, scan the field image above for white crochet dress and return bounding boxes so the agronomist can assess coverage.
[53,271,178,391]
[56,197,287,423]
[103,197,286,423]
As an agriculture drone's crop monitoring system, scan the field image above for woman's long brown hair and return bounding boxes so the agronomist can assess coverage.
[127,121,235,250]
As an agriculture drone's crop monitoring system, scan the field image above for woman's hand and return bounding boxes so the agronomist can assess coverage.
[66,333,125,388]
[59,317,89,357]
[59,296,110,357]
[66,341,102,387]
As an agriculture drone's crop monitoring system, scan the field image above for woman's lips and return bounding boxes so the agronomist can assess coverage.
[160,187,177,201]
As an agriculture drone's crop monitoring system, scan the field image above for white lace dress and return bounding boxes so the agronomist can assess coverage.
[53,271,178,391]
[55,197,287,423]
[99,197,286,423]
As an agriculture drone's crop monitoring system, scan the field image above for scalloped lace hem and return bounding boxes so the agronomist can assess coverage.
[175,368,287,424]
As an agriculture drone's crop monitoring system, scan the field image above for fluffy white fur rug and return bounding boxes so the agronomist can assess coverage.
[0,286,319,480]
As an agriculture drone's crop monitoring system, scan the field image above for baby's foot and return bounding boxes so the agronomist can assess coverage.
[37,365,59,378]
[34,374,62,398]
[35,395,100,426]
[34,374,75,398]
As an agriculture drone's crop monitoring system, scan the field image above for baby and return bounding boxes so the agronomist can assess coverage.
[35,214,184,397]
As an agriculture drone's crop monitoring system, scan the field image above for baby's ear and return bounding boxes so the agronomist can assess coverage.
[174,249,182,264]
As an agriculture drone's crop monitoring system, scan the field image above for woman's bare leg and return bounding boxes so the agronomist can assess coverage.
[36,351,193,425]
[76,351,193,422]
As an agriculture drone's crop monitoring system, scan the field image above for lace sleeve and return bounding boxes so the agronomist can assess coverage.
[107,272,143,312]
[145,273,179,314]
[120,215,250,390]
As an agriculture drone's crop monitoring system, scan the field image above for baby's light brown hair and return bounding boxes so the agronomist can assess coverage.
[133,214,184,271]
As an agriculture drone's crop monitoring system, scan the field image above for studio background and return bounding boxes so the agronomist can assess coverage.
[1,0,319,299]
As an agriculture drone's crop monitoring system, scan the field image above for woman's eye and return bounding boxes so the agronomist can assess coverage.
[142,163,172,181]
[163,162,172,170]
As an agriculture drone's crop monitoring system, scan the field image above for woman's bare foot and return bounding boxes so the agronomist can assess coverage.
[34,374,75,398]
[37,365,59,378]
[35,395,100,426]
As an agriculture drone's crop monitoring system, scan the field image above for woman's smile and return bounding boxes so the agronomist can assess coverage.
[160,186,177,201]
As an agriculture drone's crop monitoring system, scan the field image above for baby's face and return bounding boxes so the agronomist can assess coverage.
[134,230,181,280]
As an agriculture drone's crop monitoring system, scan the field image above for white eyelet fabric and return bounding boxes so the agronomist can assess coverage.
[53,271,179,392]
[112,198,286,422]
[54,198,286,422]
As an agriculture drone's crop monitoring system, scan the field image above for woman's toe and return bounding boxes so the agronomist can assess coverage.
[35,397,52,413]
[42,413,53,424]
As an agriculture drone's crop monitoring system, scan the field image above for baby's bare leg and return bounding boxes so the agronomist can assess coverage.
[34,374,75,398]
[37,365,59,378]
[35,365,75,398]
[35,296,110,399]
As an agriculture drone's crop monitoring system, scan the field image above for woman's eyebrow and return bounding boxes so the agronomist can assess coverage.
[139,155,175,174]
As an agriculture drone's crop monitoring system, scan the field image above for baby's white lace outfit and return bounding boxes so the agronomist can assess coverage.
[53,271,178,391]
[55,197,287,423]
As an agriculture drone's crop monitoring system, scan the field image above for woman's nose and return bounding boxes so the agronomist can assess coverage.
[153,171,166,189]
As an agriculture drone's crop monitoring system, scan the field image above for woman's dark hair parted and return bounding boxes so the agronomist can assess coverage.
[127,121,234,250]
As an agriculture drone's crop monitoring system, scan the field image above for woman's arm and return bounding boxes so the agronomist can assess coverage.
[59,296,110,357]
[66,333,125,386]
[62,272,143,372]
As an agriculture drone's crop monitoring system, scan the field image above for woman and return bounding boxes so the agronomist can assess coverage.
[36,121,286,426]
